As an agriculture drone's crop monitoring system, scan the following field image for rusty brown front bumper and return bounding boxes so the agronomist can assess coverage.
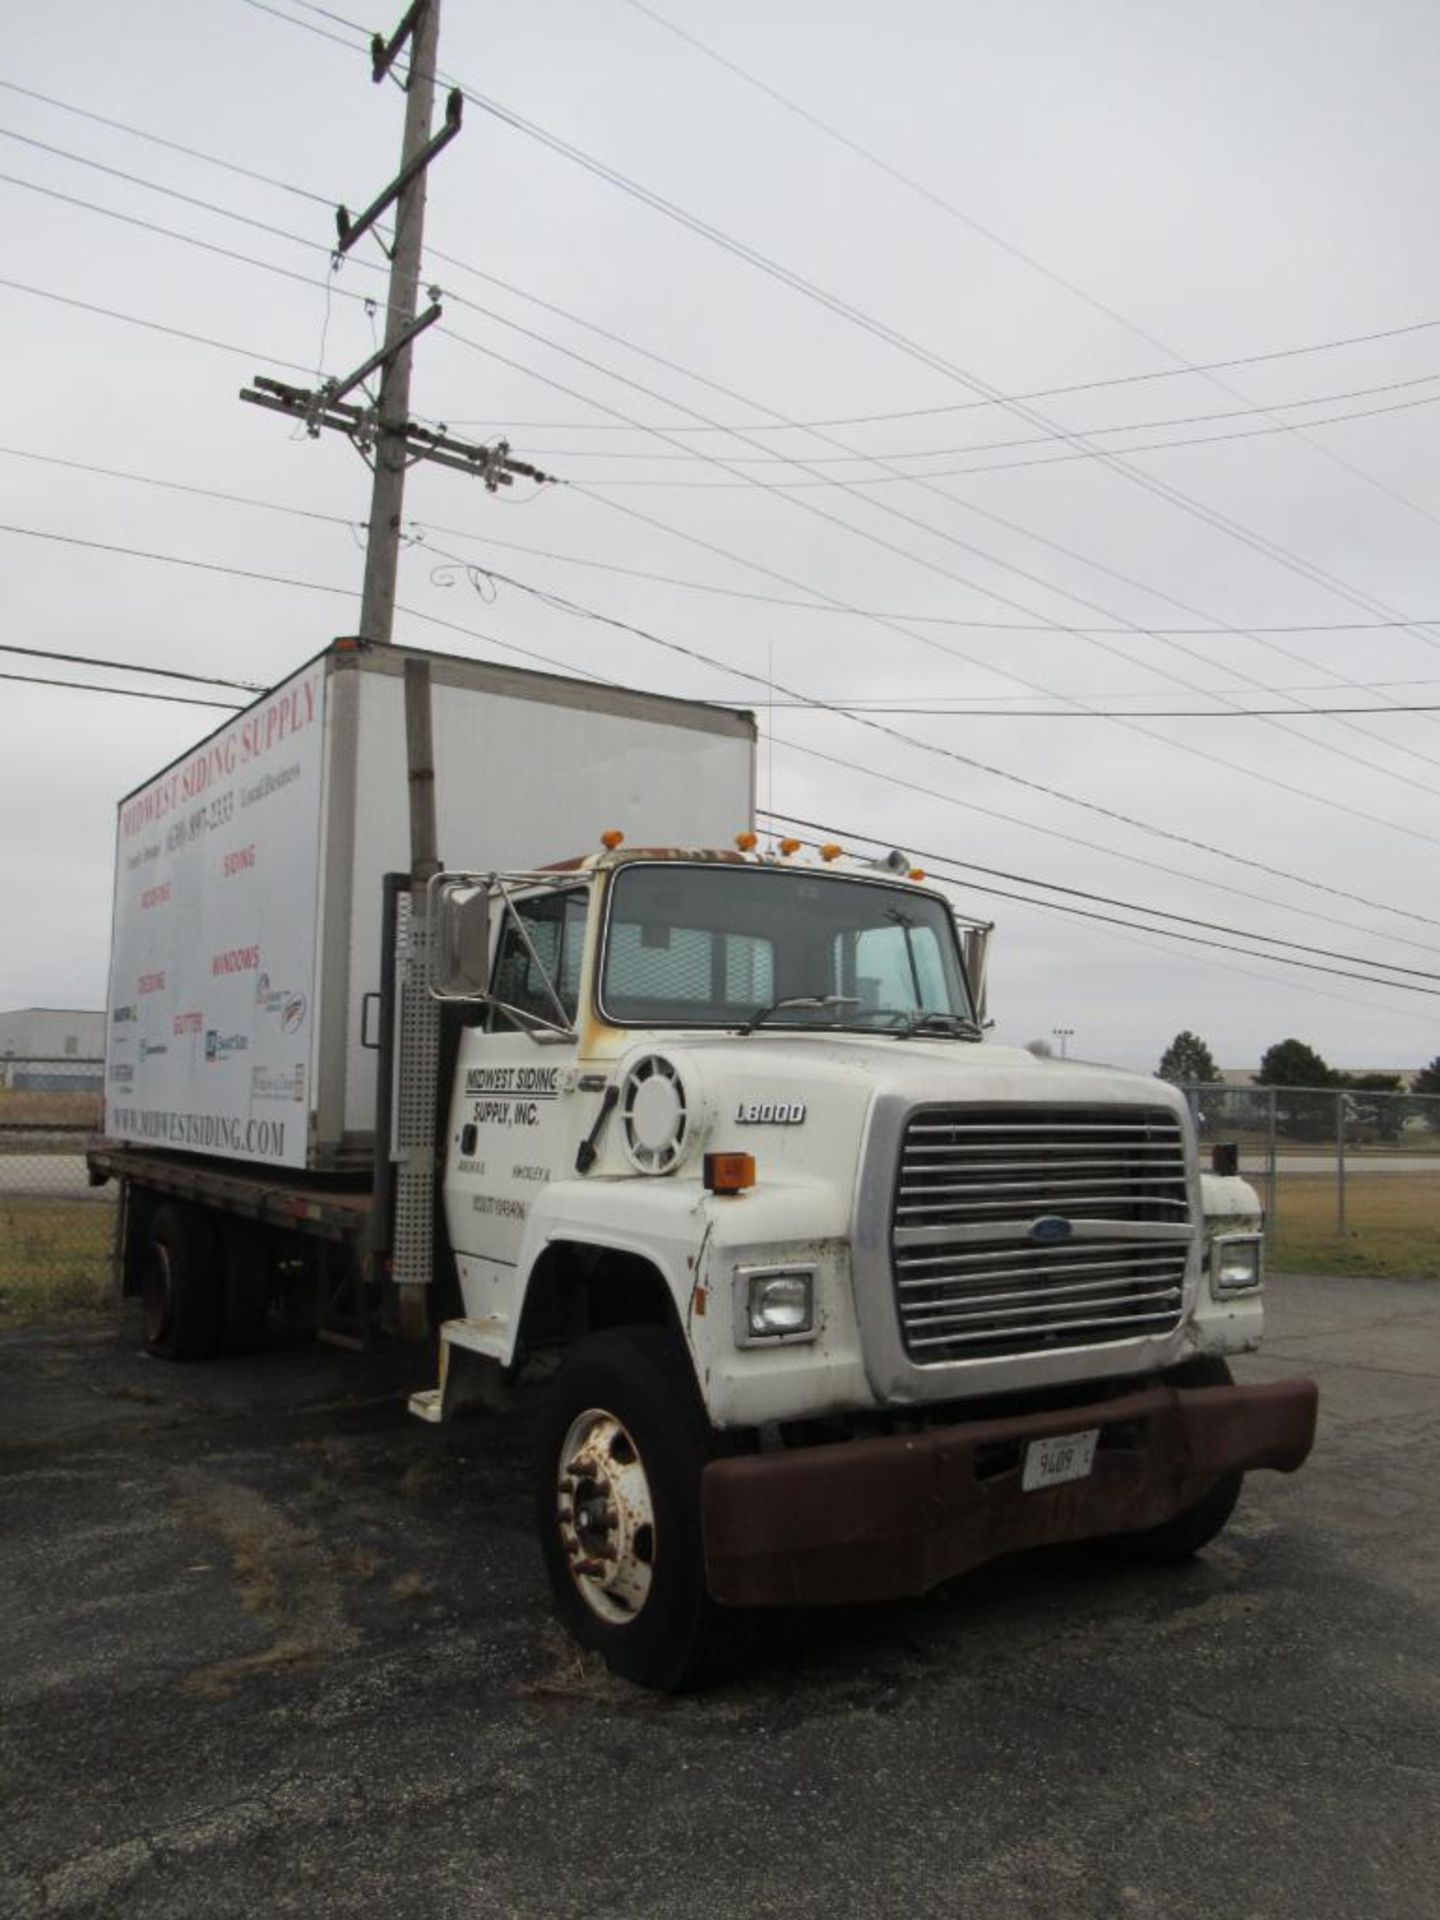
[701,1377,1318,1608]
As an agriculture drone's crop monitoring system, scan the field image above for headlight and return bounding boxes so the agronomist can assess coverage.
[737,1267,816,1345]
[1211,1233,1263,1295]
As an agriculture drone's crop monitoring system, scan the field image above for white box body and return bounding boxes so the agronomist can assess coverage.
[104,643,756,1170]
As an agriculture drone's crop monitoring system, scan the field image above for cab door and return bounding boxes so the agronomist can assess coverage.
[444,888,588,1293]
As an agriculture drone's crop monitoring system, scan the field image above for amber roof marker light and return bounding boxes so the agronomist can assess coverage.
[600,829,624,850]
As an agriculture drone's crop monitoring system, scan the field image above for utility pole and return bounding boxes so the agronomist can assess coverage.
[241,0,554,641]
[1052,1026,1074,1059]
[358,0,441,649]
[240,1,555,1344]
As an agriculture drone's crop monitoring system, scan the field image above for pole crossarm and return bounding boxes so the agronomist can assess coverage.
[326,300,442,407]
[238,375,560,490]
[371,0,428,83]
[335,88,463,256]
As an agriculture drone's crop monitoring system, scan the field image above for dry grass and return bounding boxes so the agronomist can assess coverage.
[0,1086,102,1131]
[0,1198,114,1326]
[177,1473,358,1699]
[517,1624,639,1705]
[1269,1170,1440,1279]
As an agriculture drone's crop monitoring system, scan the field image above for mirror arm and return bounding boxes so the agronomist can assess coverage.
[491,878,574,1032]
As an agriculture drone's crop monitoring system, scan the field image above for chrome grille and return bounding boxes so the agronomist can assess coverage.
[890,1105,1190,1362]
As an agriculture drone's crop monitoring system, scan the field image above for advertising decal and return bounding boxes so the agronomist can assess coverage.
[105,666,326,1168]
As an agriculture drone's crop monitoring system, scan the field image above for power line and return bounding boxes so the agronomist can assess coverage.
[754,826,1440,998]
[411,55,1440,680]
[444,302,1440,431]
[0,518,627,690]
[764,701,1440,719]
[0,124,348,265]
[14,123,1437,812]
[12,123,1440,811]
[12,123,1440,898]
[0,78,333,208]
[8,502,1440,986]
[434,308,1440,821]
[12,435,1440,646]
[24,58,1430,470]
[0,519,359,600]
[241,0,1440,640]
[247,0,1440,678]
[0,642,264,693]
[756,721,1440,955]
[614,0,1440,545]
[7,620,1439,988]
[5,438,1437,720]
[754,813,1440,981]
[429,548,1440,927]
[417,247,1440,796]
[0,670,245,711]
[13,497,1435,949]
[758,823,1440,1020]
[0,272,314,375]
[565,385,1440,488]
[493,367,1440,465]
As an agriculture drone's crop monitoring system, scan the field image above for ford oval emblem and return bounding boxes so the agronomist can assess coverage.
[1030,1215,1073,1245]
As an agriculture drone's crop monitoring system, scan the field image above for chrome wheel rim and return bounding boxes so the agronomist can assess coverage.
[556,1408,656,1625]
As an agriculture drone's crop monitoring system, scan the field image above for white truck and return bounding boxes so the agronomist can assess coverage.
[90,637,1317,1690]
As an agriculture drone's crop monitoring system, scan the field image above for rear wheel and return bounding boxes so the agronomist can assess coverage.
[536,1326,739,1692]
[142,1204,224,1360]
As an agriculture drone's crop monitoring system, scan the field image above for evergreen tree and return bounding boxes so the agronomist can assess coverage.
[1256,1038,1334,1140]
[1156,1030,1222,1084]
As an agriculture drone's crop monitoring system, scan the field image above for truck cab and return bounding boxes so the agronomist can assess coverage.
[418,841,1316,1689]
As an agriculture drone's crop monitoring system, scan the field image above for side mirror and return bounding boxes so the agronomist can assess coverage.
[962,925,990,1025]
[434,883,492,998]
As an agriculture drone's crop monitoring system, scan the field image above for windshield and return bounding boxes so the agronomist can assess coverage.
[599,863,973,1030]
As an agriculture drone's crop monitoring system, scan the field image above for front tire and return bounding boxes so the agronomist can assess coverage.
[1122,1355,1243,1563]
[536,1327,737,1692]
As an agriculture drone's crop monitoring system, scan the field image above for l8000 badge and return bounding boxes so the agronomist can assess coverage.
[735,1101,806,1125]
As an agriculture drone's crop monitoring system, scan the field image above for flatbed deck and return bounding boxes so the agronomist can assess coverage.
[86,1142,374,1245]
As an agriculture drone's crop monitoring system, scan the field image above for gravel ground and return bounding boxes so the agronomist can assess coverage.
[1,1273,1436,1920]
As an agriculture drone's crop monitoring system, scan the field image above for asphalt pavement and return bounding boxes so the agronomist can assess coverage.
[1,1274,1437,1920]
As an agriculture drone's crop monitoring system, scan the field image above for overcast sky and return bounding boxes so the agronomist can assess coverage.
[5,0,1440,1072]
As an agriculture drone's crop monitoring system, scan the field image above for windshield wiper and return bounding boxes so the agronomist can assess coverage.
[901,1011,984,1040]
[742,994,860,1035]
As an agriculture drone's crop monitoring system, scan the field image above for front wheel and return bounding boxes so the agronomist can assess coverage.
[535,1326,738,1692]
[1121,1355,1242,1563]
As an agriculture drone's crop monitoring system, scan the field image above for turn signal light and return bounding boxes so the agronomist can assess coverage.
[703,1151,756,1194]
[735,831,758,851]
[601,829,624,850]
[820,843,842,862]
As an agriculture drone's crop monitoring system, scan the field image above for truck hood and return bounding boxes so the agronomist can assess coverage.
[595,1030,1191,1210]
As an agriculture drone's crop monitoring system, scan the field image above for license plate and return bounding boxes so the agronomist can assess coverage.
[1022,1428,1099,1492]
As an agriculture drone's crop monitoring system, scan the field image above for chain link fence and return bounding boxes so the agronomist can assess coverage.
[3,1059,1433,1323]
[0,1057,114,1323]
[1182,1081,1440,1279]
